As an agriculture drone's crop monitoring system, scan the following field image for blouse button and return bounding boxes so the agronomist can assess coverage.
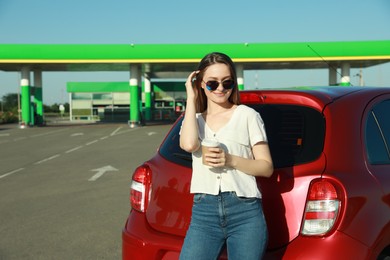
[217,176,221,179]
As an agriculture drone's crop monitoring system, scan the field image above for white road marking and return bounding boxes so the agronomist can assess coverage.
[2,125,129,180]
[110,127,122,136]
[31,129,67,138]
[0,168,25,179]
[34,154,60,165]
[88,165,118,181]
[86,140,98,146]
[71,133,84,137]
[65,146,83,153]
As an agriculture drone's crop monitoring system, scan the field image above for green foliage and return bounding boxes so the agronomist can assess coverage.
[1,93,18,111]
[0,109,18,123]
[0,93,69,123]
[0,93,19,123]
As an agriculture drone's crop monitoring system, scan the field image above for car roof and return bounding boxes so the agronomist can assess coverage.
[239,86,390,110]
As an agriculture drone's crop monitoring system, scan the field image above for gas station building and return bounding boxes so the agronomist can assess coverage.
[67,80,186,122]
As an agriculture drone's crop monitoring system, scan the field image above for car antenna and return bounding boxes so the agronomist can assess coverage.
[307,44,353,86]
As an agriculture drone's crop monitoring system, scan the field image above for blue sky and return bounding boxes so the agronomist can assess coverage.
[0,0,389,104]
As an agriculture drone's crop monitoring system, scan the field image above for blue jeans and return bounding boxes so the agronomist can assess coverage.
[180,192,268,260]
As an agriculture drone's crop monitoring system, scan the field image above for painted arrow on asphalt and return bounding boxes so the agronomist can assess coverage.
[88,165,118,181]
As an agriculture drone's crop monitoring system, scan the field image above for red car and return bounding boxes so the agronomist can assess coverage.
[122,87,390,260]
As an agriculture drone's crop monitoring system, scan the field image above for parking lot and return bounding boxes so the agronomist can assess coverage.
[0,122,172,259]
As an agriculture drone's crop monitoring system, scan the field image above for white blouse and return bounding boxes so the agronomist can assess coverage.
[189,105,268,198]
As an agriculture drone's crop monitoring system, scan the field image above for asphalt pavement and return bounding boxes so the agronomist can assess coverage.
[0,121,172,259]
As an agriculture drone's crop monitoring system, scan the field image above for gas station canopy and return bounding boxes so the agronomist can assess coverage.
[0,40,389,79]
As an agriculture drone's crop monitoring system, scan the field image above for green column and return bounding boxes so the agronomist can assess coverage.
[30,103,35,125]
[34,70,44,125]
[238,81,244,91]
[339,81,351,86]
[21,85,31,125]
[144,92,151,120]
[129,64,140,126]
[20,67,31,125]
[144,76,152,121]
[130,82,139,122]
[34,87,43,124]
[236,64,244,90]
[340,63,351,86]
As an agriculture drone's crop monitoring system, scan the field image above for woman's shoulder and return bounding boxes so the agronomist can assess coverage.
[237,104,259,116]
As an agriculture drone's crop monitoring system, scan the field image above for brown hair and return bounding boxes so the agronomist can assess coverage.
[194,52,241,113]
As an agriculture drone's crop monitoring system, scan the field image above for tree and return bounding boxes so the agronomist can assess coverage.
[1,93,18,111]
[0,93,19,123]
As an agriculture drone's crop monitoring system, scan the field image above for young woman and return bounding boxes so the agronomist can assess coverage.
[179,52,274,260]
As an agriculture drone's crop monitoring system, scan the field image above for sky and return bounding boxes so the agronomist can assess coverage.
[0,0,389,104]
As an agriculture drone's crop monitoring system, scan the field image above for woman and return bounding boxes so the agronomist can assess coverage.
[179,52,274,260]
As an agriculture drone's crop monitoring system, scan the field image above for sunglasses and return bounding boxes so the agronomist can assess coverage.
[203,79,235,91]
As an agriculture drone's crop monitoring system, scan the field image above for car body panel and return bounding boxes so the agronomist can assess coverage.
[260,156,326,248]
[145,156,192,237]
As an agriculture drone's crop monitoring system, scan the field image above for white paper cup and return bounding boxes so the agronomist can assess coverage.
[201,139,220,166]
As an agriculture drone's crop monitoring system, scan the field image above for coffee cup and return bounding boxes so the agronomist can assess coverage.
[201,139,220,166]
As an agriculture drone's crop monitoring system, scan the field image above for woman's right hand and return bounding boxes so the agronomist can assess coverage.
[185,71,200,100]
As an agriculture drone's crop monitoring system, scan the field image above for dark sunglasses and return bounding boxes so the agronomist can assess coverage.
[203,79,235,91]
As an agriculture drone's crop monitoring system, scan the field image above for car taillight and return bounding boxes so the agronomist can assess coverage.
[130,165,152,212]
[301,179,341,236]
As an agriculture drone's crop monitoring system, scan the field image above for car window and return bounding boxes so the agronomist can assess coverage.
[372,100,390,151]
[365,99,390,165]
[159,104,325,169]
[159,118,192,168]
[251,104,325,168]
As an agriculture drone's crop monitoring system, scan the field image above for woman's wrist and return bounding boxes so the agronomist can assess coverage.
[226,153,236,168]
[186,96,196,104]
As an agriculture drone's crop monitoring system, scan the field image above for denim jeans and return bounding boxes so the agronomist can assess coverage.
[179,192,268,260]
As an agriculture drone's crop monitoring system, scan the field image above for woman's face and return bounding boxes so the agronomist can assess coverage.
[201,63,233,105]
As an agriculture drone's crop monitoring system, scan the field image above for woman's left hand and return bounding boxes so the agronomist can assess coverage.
[204,147,227,168]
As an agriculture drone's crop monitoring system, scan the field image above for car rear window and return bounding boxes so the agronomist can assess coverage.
[159,104,325,169]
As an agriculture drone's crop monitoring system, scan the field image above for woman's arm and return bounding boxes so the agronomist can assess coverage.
[179,71,201,153]
[204,142,274,177]
[228,142,273,177]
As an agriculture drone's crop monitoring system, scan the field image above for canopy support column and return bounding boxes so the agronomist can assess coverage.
[129,64,141,127]
[143,73,152,121]
[236,64,244,90]
[34,70,44,125]
[20,67,31,126]
[340,62,351,86]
